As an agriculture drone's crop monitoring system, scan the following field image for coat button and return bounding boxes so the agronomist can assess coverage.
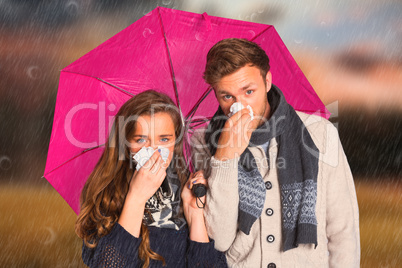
[267,263,276,268]
[266,208,274,216]
[265,181,272,190]
[267,235,275,243]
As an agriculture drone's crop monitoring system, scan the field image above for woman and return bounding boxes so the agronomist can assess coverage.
[75,90,226,267]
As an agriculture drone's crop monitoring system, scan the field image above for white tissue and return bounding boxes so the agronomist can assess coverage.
[228,102,254,120]
[132,146,170,171]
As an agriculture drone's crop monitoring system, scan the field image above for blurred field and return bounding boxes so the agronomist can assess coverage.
[0,184,85,268]
[0,179,400,267]
[355,179,402,268]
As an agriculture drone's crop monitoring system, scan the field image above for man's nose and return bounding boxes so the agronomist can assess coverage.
[236,98,248,109]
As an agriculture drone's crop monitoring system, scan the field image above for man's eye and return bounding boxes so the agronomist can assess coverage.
[246,90,253,95]
[223,95,232,100]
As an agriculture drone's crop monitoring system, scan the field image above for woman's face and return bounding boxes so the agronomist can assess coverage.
[129,112,177,166]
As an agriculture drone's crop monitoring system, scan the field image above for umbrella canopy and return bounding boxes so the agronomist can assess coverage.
[44,7,330,214]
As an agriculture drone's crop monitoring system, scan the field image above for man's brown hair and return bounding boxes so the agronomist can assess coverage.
[203,38,270,87]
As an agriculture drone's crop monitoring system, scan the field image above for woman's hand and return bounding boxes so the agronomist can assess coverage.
[127,150,169,204]
[118,150,168,237]
[181,171,209,242]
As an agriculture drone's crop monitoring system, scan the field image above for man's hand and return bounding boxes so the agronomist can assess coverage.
[214,108,254,160]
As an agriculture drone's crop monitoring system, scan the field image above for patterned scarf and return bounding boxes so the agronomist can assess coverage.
[141,162,186,230]
[205,85,319,251]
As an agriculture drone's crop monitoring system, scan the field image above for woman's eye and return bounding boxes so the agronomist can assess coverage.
[161,138,169,142]
[136,138,146,143]
[246,90,253,95]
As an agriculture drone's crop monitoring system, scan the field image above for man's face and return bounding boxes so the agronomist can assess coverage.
[214,64,272,129]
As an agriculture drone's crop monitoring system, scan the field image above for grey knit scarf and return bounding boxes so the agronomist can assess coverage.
[205,85,319,251]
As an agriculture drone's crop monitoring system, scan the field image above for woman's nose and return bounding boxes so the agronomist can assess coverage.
[149,141,158,149]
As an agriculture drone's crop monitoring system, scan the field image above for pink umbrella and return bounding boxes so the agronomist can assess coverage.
[43,7,330,214]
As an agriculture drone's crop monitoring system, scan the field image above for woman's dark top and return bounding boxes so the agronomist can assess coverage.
[82,223,227,267]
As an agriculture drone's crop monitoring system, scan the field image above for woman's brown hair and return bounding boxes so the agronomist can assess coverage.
[75,90,188,267]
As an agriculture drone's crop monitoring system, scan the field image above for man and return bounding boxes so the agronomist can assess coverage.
[191,38,360,267]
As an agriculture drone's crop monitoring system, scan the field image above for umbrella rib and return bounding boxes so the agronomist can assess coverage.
[61,70,135,98]
[42,144,105,179]
[188,118,212,129]
[157,7,185,127]
[189,118,211,123]
[96,78,135,97]
[185,86,214,121]
[249,25,273,42]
